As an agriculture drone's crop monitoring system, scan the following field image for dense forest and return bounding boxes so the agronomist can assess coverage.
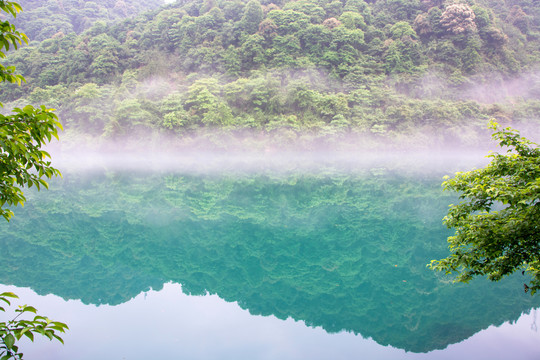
[2,0,540,147]
[7,0,166,41]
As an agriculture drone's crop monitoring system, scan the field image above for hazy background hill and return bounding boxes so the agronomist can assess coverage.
[9,0,166,41]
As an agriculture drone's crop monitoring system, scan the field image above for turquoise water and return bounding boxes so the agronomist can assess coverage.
[1,154,539,359]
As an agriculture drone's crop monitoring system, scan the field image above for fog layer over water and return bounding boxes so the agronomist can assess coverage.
[47,135,497,175]
[51,148,491,174]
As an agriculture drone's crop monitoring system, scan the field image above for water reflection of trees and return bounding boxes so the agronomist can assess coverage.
[0,170,538,352]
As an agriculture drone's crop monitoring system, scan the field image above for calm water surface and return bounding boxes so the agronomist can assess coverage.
[0,151,539,359]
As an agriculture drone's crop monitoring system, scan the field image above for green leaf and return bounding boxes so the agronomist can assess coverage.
[0,293,18,299]
[4,333,14,350]
[20,306,37,314]
[52,334,64,344]
[22,330,34,342]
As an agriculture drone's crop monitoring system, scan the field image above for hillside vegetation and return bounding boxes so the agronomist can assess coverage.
[2,0,540,147]
[9,0,166,40]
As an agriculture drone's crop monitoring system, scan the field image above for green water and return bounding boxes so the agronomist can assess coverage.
[0,165,538,354]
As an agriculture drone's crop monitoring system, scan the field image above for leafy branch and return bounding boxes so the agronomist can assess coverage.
[0,105,62,221]
[430,120,540,293]
[0,292,68,360]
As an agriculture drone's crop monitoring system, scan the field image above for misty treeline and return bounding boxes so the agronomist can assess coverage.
[1,0,540,146]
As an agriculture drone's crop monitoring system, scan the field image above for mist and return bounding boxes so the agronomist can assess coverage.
[30,65,540,177]
[45,130,497,176]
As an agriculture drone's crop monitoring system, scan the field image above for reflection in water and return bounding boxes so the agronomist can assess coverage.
[0,166,538,353]
[3,283,540,360]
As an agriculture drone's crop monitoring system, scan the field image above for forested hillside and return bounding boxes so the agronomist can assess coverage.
[2,0,540,147]
[9,0,166,41]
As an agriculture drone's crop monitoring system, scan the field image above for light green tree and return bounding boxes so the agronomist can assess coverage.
[430,121,540,294]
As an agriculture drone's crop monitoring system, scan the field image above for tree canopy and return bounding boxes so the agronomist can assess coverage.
[430,121,540,293]
[0,0,62,221]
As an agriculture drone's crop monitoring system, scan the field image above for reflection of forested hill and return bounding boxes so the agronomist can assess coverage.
[2,0,540,144]
[0,169,538,352]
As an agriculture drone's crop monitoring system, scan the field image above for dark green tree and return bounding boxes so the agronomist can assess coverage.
[241,0,263,35]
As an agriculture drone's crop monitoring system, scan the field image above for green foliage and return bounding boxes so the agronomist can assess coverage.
[267,9,310,36]
[0,105,62,220]
[384,37,423,74]
[389,21,416,40]
[0,3,67,357]
[8,0,165,41]
[339,11,366,30]
[0,0,537,141]
[0,292,68,360]
[283,0,325,24]
[430,121,540,293]
[241,0,263,34]
[0,1,62,221]
[0,1,26,86]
